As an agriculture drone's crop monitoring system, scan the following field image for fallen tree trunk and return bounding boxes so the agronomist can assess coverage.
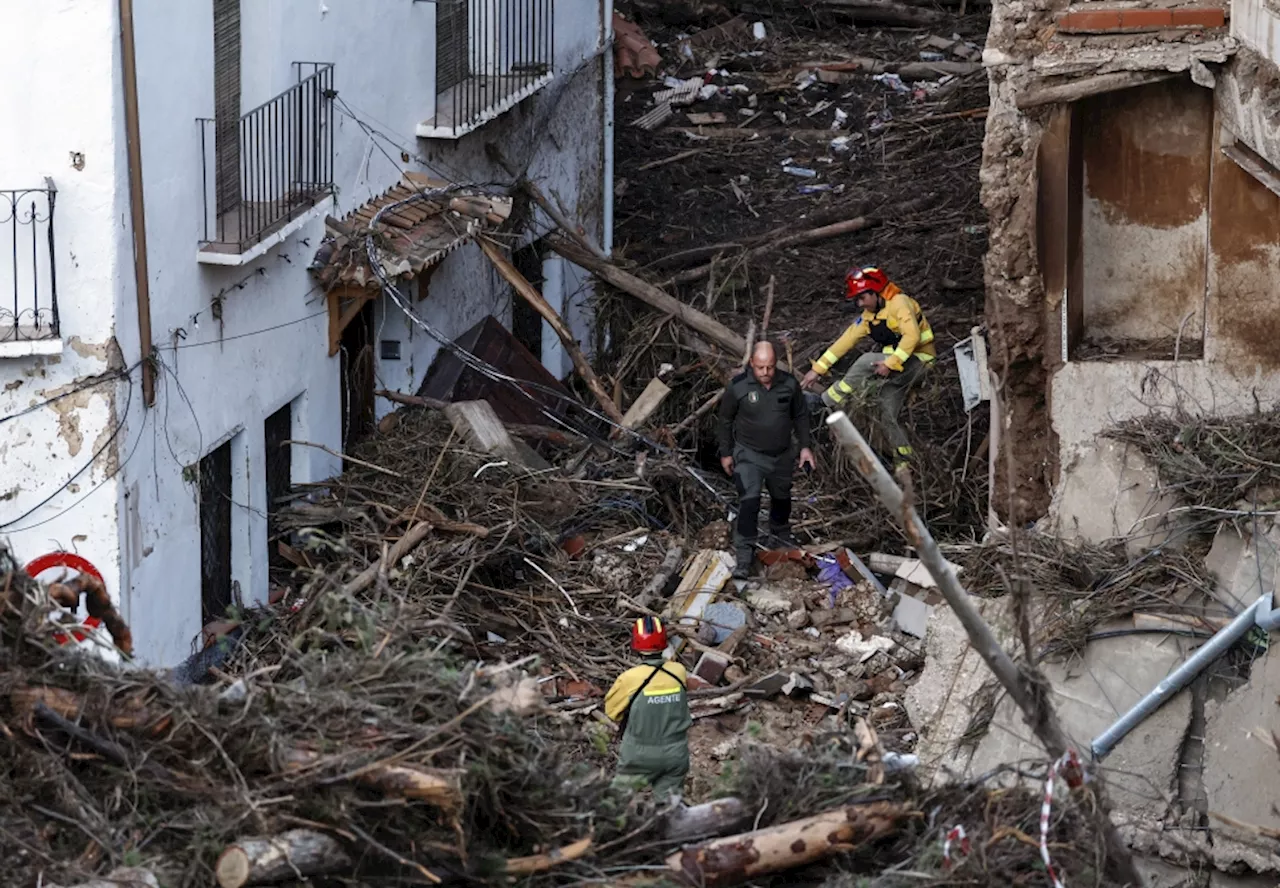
[811,0,944,25]
[479,236,625,425]
[547,237,746,357]
[215,830,351,888]
[668,801,907,886]
[670,218,876,285]
[1016,71,1176,108]
[649,204,868,271]
[814,56,982,78]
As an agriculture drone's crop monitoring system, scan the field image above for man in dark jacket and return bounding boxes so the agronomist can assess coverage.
[718,341,816,579]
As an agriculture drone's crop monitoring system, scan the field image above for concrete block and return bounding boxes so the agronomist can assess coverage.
[892,593,933,639]
[693,651,730,685]
[1205,518,1280,611]
[1202,648,1280,874]
[1053,440,1186,554]
[1134,855,1203,888]
[745,585,793,617]
[967,630,1192,819]
[905,595,1016,786]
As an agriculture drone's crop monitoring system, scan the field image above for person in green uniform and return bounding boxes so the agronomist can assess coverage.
[604,616,691,799]
[718,340,816,579]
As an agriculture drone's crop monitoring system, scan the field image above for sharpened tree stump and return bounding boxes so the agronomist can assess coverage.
[215,829,350,887]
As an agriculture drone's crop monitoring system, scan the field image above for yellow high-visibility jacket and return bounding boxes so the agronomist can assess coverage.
[811,284,936,375]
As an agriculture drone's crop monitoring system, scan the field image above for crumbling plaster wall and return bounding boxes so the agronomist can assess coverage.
[982,0,1244,526]
[0,1,131,619]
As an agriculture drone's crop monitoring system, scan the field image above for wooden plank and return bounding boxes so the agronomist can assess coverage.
[620,377,672,430]
[443,400,549,471]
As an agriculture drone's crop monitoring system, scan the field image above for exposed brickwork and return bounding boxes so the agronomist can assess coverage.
[1057,5,1226,33]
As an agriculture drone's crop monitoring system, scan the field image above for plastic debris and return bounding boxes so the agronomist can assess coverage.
[815,554,856,594]
[797,183,833,194]
[920,50,946,61]
[782,165,817,178]
[752,21,766,40]
[872,72,909,94]
[831,107,848,130]
[835,631,897,662]
[830,135,853,155]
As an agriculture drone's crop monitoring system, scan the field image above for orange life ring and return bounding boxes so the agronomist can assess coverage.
[24,552,105,645]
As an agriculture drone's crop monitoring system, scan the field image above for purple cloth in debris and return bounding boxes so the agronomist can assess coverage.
[816,555,855,606]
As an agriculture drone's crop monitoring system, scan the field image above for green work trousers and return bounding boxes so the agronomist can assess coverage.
[821,352,928,460]
[616,736,690,798]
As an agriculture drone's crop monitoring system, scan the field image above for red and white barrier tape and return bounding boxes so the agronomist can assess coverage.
[1040,749,1084,888]
[942,824,970,869]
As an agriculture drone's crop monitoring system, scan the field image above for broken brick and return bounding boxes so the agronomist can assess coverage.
[694,651,731,685]
[810,607,858,629]
[1119,8,1173,28]
[1056,9,1122,32]
[1171,6,1226,27]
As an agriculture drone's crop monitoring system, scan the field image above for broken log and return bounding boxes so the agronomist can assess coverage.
[813,56,982,79]
[760,275,776,337]
[504,836,593,875]
[215,830,351,888]
[547,236,747,357]
[633,544,685,610]
[824,411,1141,885]
[280,748,463,813]
[667,801,907,886]
[340,522,435,597]
[810,0,944,25]
[664,797,750,840]
[53,869,158,888]
[375,389,449,411]
[479,236,625,425]
[671,218,876,285]
[672,388,724,436]
[1016,71,1177,109]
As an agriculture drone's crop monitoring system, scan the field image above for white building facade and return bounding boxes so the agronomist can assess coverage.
[0,0,613,665]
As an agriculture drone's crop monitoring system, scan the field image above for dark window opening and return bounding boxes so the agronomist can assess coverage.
[340,301,377,451]
[511,244,544,362]
[264,402,293,570]
[212,0,241,217]
[199,439,233,623]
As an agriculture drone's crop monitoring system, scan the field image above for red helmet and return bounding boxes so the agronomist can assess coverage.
[845,266,889,301]
[631,616,668,653]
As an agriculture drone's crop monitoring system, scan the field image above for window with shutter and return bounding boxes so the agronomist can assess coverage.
[213,0,241,217]
[436,0,470,94]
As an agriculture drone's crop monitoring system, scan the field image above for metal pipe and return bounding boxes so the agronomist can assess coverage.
[118,0,155,407]
[602,0,614,256]
[1091,595,1264,760]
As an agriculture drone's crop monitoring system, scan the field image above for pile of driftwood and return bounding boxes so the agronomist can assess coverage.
[0,415,1125,887]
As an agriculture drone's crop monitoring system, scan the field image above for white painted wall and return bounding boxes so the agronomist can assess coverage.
[0,0,607,665]
[0,1,131,625]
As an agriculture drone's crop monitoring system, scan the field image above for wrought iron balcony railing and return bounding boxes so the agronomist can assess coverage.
[429,0,554,137]
[199,63,335,255]
[1,181,59,344]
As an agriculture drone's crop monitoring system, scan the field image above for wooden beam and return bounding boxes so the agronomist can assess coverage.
[1016,71,1178,109]
[479,236,625,425]
[547,237,747,358]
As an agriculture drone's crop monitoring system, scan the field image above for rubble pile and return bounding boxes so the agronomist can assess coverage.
[601,0,993,545]
[0,408,1124,888]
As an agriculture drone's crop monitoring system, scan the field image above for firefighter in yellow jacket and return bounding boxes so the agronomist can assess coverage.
[801,267,935,468]
[605,617,691,798]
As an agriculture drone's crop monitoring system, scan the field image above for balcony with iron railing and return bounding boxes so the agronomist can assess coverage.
[0,181,59,357]
[198,63,336,264]
[418,0,555,139]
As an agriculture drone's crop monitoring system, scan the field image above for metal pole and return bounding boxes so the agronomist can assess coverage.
[823,409,1141,885]
[1091,596,1264,760]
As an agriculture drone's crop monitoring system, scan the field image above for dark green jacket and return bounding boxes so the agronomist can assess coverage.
[717,370,811,458]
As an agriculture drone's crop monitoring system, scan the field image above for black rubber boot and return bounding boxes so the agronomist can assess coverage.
[767,498,796,547]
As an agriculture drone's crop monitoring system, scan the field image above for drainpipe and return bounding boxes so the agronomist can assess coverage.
[602,0,615,257]
[119,0,156,407]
